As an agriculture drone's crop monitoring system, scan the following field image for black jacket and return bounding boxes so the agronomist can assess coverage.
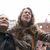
[0,32,16,50]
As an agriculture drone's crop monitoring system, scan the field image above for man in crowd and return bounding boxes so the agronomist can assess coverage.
[0,14,16,50]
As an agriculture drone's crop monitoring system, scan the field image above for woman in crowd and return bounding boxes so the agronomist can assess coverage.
[9,7,50,50]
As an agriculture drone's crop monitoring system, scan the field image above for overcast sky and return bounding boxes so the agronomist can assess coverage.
[0,0,50,23]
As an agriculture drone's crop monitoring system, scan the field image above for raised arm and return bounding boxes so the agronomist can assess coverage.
[38,32,50,42]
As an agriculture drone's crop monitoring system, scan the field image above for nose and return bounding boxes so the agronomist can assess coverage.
[26,12,29,14]
[26,13,29,16]
[3,18,7,21]
[3,18,6,21]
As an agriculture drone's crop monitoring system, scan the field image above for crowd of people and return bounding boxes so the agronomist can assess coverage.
[0,7,50,50]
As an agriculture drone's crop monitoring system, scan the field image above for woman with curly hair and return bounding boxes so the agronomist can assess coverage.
[9,7,50,50]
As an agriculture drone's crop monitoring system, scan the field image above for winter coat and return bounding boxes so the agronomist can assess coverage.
[0,32,16,50]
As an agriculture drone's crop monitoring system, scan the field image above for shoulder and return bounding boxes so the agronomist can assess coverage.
[7,32,14,37]
[0,32,14,41]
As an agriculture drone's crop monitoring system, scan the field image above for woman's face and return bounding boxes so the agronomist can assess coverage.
[21,9,32,23]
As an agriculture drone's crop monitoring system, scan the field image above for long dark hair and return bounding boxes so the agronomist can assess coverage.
[8,7,37,40]
[14,7,37,40]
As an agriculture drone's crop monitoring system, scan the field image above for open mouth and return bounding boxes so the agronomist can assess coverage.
[24,15,29,19]
[1,21,8,24]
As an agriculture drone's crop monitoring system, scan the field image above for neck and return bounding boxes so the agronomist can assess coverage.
[21,21,29,27]
[0,29,6,32]
[0,28,7,32]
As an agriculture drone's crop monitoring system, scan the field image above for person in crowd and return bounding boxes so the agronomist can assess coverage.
[46,45,50,50]
[9,7,50,50]
[0,15,16,50]
[41,44,47,50]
